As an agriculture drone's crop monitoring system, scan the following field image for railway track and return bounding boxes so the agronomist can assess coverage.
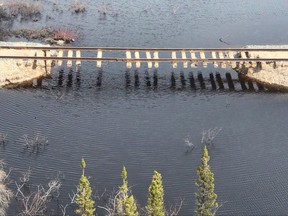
[1,46,288,69]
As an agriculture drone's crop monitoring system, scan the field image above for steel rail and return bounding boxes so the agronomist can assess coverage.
[1,46,288,52]
[0,56,287,62]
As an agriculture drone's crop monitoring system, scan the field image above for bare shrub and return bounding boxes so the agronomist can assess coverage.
[0,162,13,216]
[201,127,222,145]
[59,192,76,216]
[71,0,86,13]
[97,189,122,216]
[184,136,195,152]
[16,180,61,216]
[166,198,184,216]
[20,134,48,153]
[15,172,61,216]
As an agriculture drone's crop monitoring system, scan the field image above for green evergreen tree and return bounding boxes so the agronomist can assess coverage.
[146,171,165,216]
[116,166,138,216]
[125,195,138,216]
[195,146,218,216]
[75,158,95,216]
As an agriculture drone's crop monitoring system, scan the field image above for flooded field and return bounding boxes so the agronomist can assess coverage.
[1,0,288,215]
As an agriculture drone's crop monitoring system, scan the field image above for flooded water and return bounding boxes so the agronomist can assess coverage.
[2,0,288,215]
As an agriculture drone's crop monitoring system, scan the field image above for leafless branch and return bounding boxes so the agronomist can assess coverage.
[97,189,122,216]
[15,175,61,216]
[201,127,222,145]
[166,198,184,216]
[20,134,48,153]
[184,136,195,152]
[60,190,77,216]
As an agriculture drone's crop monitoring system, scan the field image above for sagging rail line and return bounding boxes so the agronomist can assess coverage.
[1,46,288,69]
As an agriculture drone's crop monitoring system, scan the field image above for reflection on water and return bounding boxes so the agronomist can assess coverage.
[2,0,288,215]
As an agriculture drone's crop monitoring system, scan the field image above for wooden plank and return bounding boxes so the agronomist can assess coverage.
[96,49,102,68]
[67,50,73,67]
[76,50,81,66]
[135,51,141,68]
[36,50,45,68]
[228,51,236,67]
[57,50,63,67]
[190,51,197,68]
[45,50,52,68]
[200,51,207,68]
[146,51,152,69]
[181,51,188,68]
[172,51,177,68]
[218,52,226,68]
[211,51,218,68]
[126,51,132,68]
[153,51,159,68]
[241,51,247,65]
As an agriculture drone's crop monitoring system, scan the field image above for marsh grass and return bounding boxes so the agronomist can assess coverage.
[10,28,53,40]
[4,1,41,20]
[0,162,13,216]
[20,134,48,153]
[70,0,86,14]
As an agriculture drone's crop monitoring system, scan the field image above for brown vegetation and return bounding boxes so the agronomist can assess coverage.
[71,0,86,14]
[51,29,79,43]
[0,162,13,216]
[10,28,53,40]
[3,1,41,19]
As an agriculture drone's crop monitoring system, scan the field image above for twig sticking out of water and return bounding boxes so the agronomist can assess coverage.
[184,136,195,152]
[201,127,222,145]
[173,5,180,14]
[70,0,86,13]
[0,133,7,145]
[21,134,48,153]
[166,198,184,216]
[219,35,230,45]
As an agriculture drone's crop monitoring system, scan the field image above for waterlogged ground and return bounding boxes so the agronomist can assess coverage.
[1,0,288,215]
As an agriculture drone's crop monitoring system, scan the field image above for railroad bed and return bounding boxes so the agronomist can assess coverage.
[1,44,288,89]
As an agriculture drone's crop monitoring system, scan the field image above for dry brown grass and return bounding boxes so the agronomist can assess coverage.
[71,0,86,13]
[3,1,41,19]
[0,168,13,216]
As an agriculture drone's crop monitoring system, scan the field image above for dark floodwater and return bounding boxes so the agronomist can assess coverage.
[2,0,288,215]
